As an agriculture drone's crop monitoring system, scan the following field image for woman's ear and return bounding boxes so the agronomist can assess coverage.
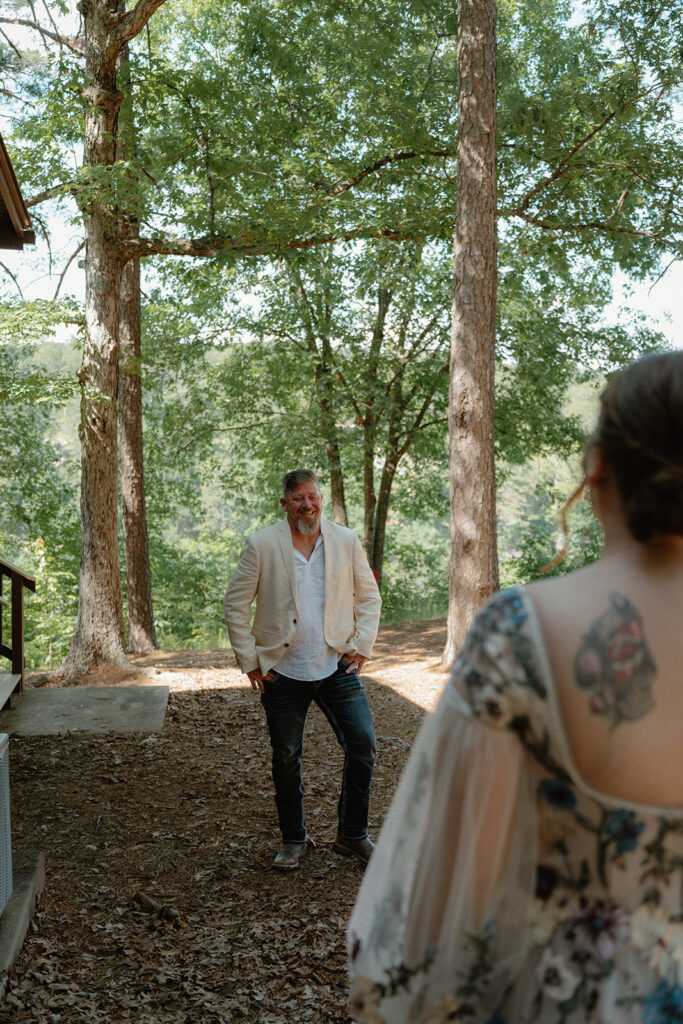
[584,443,610,488]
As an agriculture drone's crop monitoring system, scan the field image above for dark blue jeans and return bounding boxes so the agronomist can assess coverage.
[260,659,376,844]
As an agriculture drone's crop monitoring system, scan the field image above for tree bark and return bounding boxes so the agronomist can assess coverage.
[362,285,392,561]
[118,32,158,651]
[62,0,167,676]
[320,373,349,527]
[119,229,158,650]
[313,358,349,526]
[286,257,349,527]
[444,0,499,665]
[62,3,127,675]
[370,456,398,587]
[325,436,348,527]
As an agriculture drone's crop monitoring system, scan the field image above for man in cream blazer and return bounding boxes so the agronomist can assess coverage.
[224,469,381,870]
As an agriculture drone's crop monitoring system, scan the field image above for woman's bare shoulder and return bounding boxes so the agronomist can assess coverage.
[525,562,604,608]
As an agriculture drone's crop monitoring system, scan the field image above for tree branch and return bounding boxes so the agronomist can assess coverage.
[41,0,77,54]
[264,326,310,353]
[507,210,667,237]
[29,208,49,249]
[0,85,35,108]
[53,240,85,300]
[104,0,168,74]
[25,181,79,208]
[504,83,669,221]
[283,259,321,351]
[414,414,447,431]
[383,315,449,398]
[505,107,620,217]
[331,366,363,420]
[0,261,24,297]
[605,185,631,223]
[0,16,83,55]
[27,0,51,55]
[647,254,680,293]
[405,303,450,359]
[389,357,449,458]
[0,25,25,60]
[120,226,417,260]
[176,416,283,452]
[306,148,453,206]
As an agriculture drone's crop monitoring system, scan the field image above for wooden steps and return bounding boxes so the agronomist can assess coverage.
[0,674,20,713]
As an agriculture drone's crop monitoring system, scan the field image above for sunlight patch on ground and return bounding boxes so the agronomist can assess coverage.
[369,654,448,712]
[25,621,451,708]
[140,668,245,693]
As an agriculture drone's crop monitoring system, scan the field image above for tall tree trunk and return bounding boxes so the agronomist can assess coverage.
[119,229,158,650]
[362,285,392,561]
[118,33,159,651]
[444,0,498,665]
[325,436,348,527]
[370,456,398,587]
[286,258,349,526]
[315,353,348,527]
[362,427,377,561]
[62,0,166,675]
[62,3,127,675]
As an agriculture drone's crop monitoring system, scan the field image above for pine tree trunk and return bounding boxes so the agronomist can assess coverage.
[444,0,499,665]
[62,6,128,674]
[118,34,159,652]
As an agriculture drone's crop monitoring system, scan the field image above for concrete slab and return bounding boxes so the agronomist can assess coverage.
[0,686,168,736]
[0,851,45,977]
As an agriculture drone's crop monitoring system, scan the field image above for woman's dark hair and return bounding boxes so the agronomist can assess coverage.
[594,350,683,541]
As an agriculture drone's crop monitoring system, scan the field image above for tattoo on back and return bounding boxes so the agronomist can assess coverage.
[574,592,656,729]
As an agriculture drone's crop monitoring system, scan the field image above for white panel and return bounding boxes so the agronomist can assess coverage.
[0,733,12,915]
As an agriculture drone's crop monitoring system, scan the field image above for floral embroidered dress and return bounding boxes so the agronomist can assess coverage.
[348,587,683,1024]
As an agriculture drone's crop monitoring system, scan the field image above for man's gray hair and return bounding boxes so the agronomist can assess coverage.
[282,469,321,496]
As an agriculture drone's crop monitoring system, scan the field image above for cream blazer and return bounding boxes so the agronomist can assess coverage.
[224,519,382,675]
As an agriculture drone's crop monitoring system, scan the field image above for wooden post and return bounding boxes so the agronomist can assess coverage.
[11,574,24,689]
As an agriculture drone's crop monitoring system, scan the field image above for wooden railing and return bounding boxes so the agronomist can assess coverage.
[0,557,36,711]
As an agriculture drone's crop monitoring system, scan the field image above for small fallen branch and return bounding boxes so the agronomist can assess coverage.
[133,891,186,927]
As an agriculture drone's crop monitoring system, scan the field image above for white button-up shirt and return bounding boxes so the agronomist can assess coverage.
[274,534,339,681]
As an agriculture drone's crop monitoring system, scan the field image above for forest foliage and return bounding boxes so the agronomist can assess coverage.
[0,0,681,666]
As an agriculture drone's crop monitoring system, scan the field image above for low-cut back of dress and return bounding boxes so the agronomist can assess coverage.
[348,587,683,1024]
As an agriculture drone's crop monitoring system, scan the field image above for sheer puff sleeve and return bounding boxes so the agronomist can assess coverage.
[348,589,540,1024]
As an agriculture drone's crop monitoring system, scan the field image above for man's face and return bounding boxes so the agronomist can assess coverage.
[281,481,323,535]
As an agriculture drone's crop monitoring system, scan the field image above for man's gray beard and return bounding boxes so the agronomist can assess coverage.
[296,515,320,536]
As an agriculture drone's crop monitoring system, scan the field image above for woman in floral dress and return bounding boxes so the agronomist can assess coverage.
[348,351,683,1024]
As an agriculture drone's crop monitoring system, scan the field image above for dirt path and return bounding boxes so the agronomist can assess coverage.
[1,620,448,1023]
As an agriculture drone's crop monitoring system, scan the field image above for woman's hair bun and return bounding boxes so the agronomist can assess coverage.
[595,351,683,542]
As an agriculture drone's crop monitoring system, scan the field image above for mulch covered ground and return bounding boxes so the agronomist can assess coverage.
[1,620,448,1023]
